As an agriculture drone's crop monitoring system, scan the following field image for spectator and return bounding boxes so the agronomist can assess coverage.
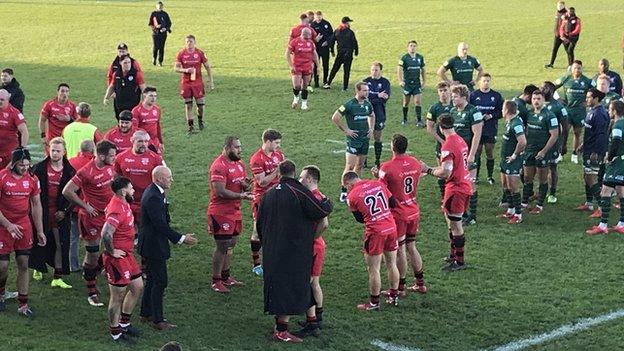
[0,68,25,112]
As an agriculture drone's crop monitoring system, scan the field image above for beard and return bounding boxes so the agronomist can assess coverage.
[227,151,241,161]
[125,194,134,203]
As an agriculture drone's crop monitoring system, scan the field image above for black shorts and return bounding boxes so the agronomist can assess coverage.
[480,135,496,145]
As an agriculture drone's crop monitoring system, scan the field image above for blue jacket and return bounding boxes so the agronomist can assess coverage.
[583,104,609,155]
[469,89,503,137]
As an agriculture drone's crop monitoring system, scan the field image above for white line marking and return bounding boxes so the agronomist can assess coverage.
[27,144,40,149]
[370,339,423,351]
[489,309,624,351]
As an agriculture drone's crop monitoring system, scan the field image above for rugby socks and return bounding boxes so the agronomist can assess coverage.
[53,268,62,280]
[402,107,408,122]
[110,325,122,340]
[370,294,380,305]
[585,184,593,206]
[212,275,222,284]
[17,293,28,308]
[550,164,558,195]
[469,192,478,220]
[292,89,300,99]
[448,229,456,260]
[119,312,132,328]
[486,158,495,179]
[415,106,422,122]
[374,142,383,166]
[414,270,425,287]
[620,198,624,224]
[306,315,318,328]
[590,183,602,205]
[475,156,481,180]
[83,263,98,297]
[221,269,230,282]
[275,316,288,332]
[512,192,523,216]
[522,182,534,205]
[250,240,262,267]
[0,286,5,298]
[438,178,446,197]
[301,90,308,100]
[398,278,406,292]
[600,196,611,226]
[453,235,465,265]
[537,183,549,207]
[502,189,511,206]
[187,119,194,127]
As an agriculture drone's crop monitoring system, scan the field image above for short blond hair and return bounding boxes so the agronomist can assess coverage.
[451,84,470,99]
[49,137,66,149]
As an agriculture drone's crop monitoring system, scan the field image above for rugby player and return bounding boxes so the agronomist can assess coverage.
[285,28,319,110]
[437,42,484,91]
[364,61,391,167]
[425,82,453,196]
[595,74,621,109]
[332,82,375,202]
[542,81,568,204]
[0,89,28,169]
[513,84,540,125]
[38,83,76,154]
[397,40,426,127]
[132,86,163,152]
[104,111,137,154]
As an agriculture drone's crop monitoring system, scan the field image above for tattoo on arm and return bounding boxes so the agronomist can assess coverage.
[102,223,115,254]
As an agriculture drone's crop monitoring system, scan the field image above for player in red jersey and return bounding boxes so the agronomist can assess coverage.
[289,13,319,41]
[38,83,77,154]
[372,134,427,296]
[62,140,117,306]
[68,140,95,272]
[101,177,144,344]
[114,130,164,227]
[0,90,29,169]
[207,136,253,293]
[422,114,473,271]
[248,129,284,276]
[174,35,214,134]
[286,28,319,110]
[104,111,137,154]
[296,165,328,336]
[131,86,163,152]
[344,172,399,310]
[0,149,46,316]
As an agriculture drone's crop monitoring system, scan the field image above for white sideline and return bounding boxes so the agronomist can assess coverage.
[371,309,624,351]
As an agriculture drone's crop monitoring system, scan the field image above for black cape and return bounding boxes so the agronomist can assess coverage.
[257,177,333,315]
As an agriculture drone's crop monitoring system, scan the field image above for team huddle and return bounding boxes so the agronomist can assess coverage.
[1,4,624,347]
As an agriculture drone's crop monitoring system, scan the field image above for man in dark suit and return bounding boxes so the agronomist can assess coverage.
[138,165,197,330]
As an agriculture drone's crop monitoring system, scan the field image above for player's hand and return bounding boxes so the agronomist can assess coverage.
[467,155,475,164]
[103,97,109,105]
[367,129,374,139]
[378,91,389,99]
[506,154,517,163]
[399,81,405,87]
[37,232,46,247]
[535,151,546,160]
[345,128,358,138]
[420,161,430,173]
[240,192,254,201]
[111,249,126,258]
[55,211,66,222]
[317,34,323,40]
[188,67,196,75]
[370,166,379,178]
[84,203,99,217]
[207,81,215,91]
[6,223,24,239]
[590,153,598,162]
[184,233,198,246]
[484,114,492,121]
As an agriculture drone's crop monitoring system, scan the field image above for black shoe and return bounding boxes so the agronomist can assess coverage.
[158,62,163,67]
[198,120,204,131]
[112,333,136,345]
[294,322,320,338]
[544,64,553,69]
[487,177,495,185]
[122,324,143,337]
[153,59,156,66]
[443,261,467,272]
[0,298,5,312]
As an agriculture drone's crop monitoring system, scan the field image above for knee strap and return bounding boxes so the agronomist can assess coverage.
[15,250,31,257]
[85,245,100,253]
[447,215,462,222]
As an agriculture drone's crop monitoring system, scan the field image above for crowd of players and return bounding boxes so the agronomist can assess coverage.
[0,5,624,345]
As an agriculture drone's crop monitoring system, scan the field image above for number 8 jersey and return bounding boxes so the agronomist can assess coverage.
[378,154,422,222]
[347,179,397,236]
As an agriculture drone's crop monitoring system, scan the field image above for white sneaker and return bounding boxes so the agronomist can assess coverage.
[571,154,578,164]
[301,101,308,110]
[555,154,563,163]
[291,97,299,109]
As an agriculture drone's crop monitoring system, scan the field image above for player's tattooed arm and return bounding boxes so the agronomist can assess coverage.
[102,223,116,255]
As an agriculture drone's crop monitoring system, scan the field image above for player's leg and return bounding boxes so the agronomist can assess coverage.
[50,227,71,289]
[465,167,479,225]
[120,275,144,336]
[195,97,206,131]
[0,256,8,311]
[358,252,382,310]
[391,234,407,297]
[353,154,366,177]
[340,152,358,202]
[222,234,243,287]
[310,276,323,320]
[373,130,383,168]
[291,74,302,109]
[498,174,513,217]
[69,212,80,272]
[342,55,353,91]
[475,141,484,182]
[414,93,424,127]
[508,174,524,223]
[588,184,616,234]
[572,125,583,163]
[300,74,312,110]
[548,162,559,203]
[401,94,411,124]
[184,99,194,134]
[320,48,330,86]
[326,54,343,88]
[15,251,31,315]
[81,219,103,305]
[250,218,262,276]
[108,285,130,342]
[522,165,536,206]
[382,248,399,305]
[546,36,563,68]
[446,211,467,271]
[211,237,230,293]
[615,185,624,231]
[296,275,322,337]
[405,225,426,293]
[532,165,550,213]
[584,160,602,217]
[485,141,495,184]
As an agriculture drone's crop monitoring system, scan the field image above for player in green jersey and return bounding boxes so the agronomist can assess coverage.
[595,74,621,109]
[542,81,568,204]
[513,85,539,125]
[586,100,624,235]
[497,100,526,224]
[437,42,484,91]
[425,82,452,196]
[450,84,483,225]
[397,40,426,127]
[522,90,559,215]
[555,59,594,164]
[332,82,375,202]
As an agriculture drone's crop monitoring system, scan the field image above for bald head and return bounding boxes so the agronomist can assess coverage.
[457,42,468,57]
[152,165,173,189]
[301,27,312,39]
[0,89,9,109]
[80,139,95,153]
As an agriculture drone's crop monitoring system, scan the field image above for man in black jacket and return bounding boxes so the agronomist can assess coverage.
[1,68,25,112]
[545,1,567,68]
[29,137,75,289]
[149,1,172,66]
[325,17,358,91]
[257,160,333,343]
[310,11,333,88]
[104,55,147,120]
[138,165,197,330]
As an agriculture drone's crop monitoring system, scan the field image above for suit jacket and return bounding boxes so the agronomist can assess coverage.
[137,183,182,260]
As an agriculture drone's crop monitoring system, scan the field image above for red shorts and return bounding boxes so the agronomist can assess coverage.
[292,65,313,77]
[0,218,33,254]
[395,217,420,240]
[311,238,326,277]
[442,192,471,215]
[180,81,205,100]
[79,212,105,241]
[0,154,10,169]
[207,214,242,238]
[363,232,398,256]
[102,252,141,286]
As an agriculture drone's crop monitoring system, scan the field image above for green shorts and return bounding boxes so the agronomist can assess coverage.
[500,155,524,175]
[346,138,369,155]
[604,158,624,186]
[523,149,558,168]
[567,107,586,128]
[402,83,422,96]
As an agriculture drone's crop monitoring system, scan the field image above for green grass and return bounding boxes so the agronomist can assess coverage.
[1,0,624,350]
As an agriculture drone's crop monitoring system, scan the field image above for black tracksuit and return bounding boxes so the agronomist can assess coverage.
[328,24,358,90]
[310,19,333,86]
[149,10,172,65]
